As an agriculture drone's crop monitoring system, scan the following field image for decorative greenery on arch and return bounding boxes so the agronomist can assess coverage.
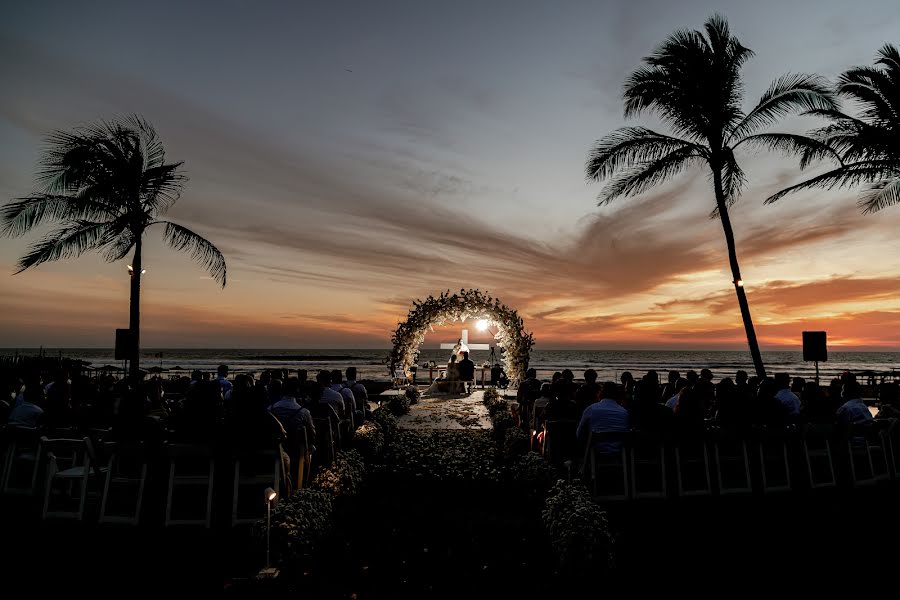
[387,289,535,383]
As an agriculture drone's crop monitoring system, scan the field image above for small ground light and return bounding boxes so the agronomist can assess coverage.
[258,487,279,579]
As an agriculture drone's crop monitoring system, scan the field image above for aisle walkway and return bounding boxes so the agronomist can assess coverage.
[392,390,492,430]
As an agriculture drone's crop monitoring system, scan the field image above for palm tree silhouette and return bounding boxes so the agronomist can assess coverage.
[768,44,900,213]
[1,115,226,380]
[585,15,837,378]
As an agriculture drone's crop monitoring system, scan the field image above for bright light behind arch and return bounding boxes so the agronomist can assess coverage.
[476,319,489,331]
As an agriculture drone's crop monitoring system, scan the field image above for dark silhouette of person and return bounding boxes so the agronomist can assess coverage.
[631,374,673,433]
[661,370,680,402]
[575,369,600,415]
[457,351,476,382]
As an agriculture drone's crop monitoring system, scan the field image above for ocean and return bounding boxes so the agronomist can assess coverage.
[4,348,900,383]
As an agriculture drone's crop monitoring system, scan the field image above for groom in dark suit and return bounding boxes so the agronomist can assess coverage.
[458,351,476,384]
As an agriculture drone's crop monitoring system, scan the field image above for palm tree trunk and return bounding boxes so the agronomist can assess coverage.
[128,237,142,381]
[713,167,766,379]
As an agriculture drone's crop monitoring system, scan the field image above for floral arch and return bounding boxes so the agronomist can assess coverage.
[387,289,535,384]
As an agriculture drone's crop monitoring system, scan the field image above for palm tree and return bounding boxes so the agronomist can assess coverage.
[585,15,838,378]
[767,44,900,212]
[1,115,226,380]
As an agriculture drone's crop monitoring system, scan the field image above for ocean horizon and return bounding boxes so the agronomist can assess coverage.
[4,347,899,383]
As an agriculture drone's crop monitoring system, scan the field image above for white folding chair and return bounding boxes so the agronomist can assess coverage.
[582,431,631,501]
[675,434,712,497]
[713,430,752,495]
[41,436,102,520]
[757,430,792,493]
[164,443,215,527]
[2,426,43,496]
[630,431,666,499]
[231,446,282,527]
[803,424,836,489]
[99,442,148,525]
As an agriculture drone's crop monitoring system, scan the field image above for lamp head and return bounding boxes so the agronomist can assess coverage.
[264,487,277,503]
[735,279,744,288]
[476,319,489,331]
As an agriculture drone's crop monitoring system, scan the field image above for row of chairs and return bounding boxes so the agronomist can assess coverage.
[579,420,900,501]
[1,426,284,527]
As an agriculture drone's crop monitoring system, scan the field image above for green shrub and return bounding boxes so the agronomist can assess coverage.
[490,408,516,442]
[311,449,366,499]
[387,393,411,416]
[256,489,333,563]
[509,451,555,494]
[482,387,501,405]
[487,397,509,418]
[502,427,530,461]
[353,422,385,462]
[380,430,499,482]
[370,408,399,440]
[542,480,614,571]
[404,386,421,405]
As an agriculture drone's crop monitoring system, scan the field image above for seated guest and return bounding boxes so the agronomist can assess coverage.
[168,380,223,443]
[801,382,831,423]
[836,381,873,426]
[215,364,233,399]
[620,372,635,406]
[876,382,900,419]
[531,383,555,432]
[269,377,316,464]
[553,369,577,403]
[686,370,699,385]
[774,373,801,421]
[630,375,673,433]
[791,377,806,396]
[714,377,749,430]
[700,369,714,384]
[577,381,629,453]
[665,378,689,410]
[575,369,600,416]
[345,367,369,418]
[8,384,44,427]
[544,387,578,422]
[330,369,356,419]
[643,370,660,396]
[109,387,165,446]
[516,368,541,427]
[317,370,346,418]
[457,351,476,384]
[673,384,706,433]
[661,370,680,403]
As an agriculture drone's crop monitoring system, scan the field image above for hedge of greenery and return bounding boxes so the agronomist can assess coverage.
[542,480,614,572]
[502,426,530,461]
[259,489,333,563]
[379,430,500,482]
[353,422,385,462]
[311,449,366,500]
[387,393,411,416]
[370,408,399,441]
[508,451,556,496]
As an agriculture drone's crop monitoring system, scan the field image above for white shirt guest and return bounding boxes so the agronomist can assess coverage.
[8,389,43,427]
[775,387,801,416]
[577,382,630,454]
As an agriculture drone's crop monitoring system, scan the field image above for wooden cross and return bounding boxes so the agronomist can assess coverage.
[440,327,491,352]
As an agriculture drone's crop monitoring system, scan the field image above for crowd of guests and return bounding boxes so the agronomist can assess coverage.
[2,364,371,491]
[515,367,887,455]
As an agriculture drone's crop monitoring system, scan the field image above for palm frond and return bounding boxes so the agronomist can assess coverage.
[585,127,701,181]
[857,178,900,214]
[597,145,703,204]
[733,133,843,169]
[159,221,227,287]
[766,161,900,203]
[14,221,111,273]
[140,163,186,212]
[0,194,115,237]
[727,74,837,142]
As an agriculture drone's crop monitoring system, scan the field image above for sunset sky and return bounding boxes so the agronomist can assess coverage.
[2,0,900,351]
